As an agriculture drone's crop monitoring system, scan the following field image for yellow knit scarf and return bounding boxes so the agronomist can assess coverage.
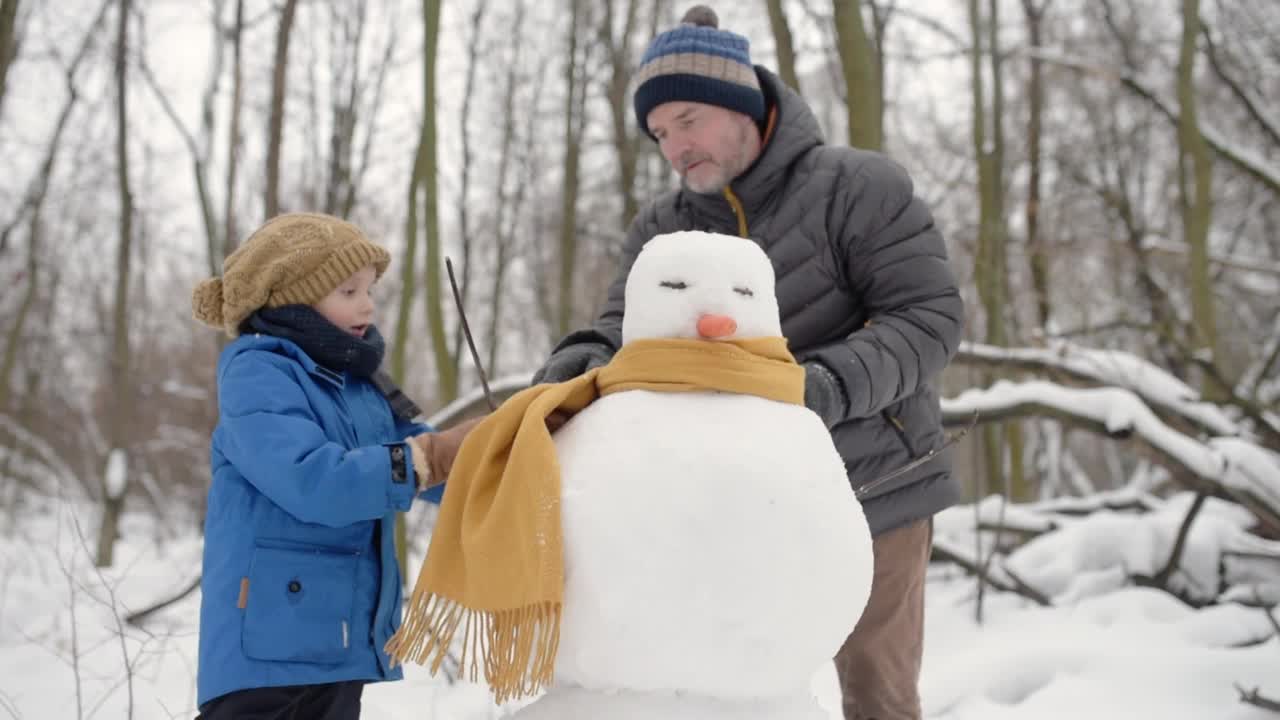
[384,336,803,702]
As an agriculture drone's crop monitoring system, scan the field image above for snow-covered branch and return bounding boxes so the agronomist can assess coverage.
[955,341,1241,438]
[942,380,1280,533]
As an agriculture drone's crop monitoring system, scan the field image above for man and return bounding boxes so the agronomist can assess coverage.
[533,6,964,719]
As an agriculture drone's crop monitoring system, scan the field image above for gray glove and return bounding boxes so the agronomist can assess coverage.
[803,360,849,428]
[532,342,614,385]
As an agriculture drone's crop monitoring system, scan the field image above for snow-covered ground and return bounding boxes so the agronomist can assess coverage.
[1,497,1277,719]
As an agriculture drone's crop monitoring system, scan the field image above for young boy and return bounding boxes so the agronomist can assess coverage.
[190,212,479,719]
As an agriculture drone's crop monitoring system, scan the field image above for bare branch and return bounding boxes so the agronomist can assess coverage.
[1020,46,1280,197]
[1201,21,1280,149]
[1000,563,1054,607]
[1235,684,1280,712]
[1152,490,1209,588]
[124,575,201,627]
[764,0,800,93]
[136,45,219,277]
[1139,238,1280,278]
[932,539,1052,606]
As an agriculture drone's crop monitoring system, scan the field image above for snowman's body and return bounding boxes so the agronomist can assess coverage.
[510,231,874,718]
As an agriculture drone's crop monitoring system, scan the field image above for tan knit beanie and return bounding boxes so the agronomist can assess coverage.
[192,212,391,337]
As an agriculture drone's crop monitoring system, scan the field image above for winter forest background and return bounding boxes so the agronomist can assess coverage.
[1,0,1278,718]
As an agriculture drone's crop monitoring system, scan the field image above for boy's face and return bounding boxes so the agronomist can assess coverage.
[313,265,377,338]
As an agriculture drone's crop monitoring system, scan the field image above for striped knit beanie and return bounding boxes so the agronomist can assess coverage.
[191,212,390,337]
[633,6,764,139]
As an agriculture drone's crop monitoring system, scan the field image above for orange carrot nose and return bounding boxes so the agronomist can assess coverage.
[696,313,738,339]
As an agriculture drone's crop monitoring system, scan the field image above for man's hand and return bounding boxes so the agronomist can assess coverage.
[407,415,486,490]
[545,410,572,434]
[803,360,849,428]
[532,342,613,385]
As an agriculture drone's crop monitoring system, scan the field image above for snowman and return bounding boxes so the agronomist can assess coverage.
[510,231,874,719]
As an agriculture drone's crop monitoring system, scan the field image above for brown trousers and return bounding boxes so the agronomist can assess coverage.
[833,518,932,720]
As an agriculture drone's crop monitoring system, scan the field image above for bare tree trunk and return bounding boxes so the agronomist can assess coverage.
[1177,0,1219,397]
[200,0,226,274]
[988,0,1026,499]
[264,0,298,219]
[324,2,367,217]
[833,0,882,150]
[1008,0,1054,479]
[389,67,424,384]
[392,176,420,584]
[98,0,134,568]
[764,0,799,93]
[0,0,106,407]
[601,0,640,234]
[556,0,586,339]
[393,0,450,579]
[867,1,891,136]
[420,0,454,403]
[451,0,487,366]
[341,7,397,218]
[0,0,20,119]
[223,0,245,258]
[1,225,36,412]
[1022,0,1050,330]
[969,0,1025,500]
[486,1,529,375]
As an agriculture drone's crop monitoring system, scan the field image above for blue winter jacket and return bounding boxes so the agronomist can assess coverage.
[197,334,442,707]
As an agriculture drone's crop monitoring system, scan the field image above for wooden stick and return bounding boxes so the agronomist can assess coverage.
[446,257,496,411]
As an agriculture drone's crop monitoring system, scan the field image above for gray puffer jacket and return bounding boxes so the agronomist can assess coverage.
[549,67,965,536]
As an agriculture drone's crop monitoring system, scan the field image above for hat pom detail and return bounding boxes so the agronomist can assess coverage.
[192,277,225,329]
[681,5,718,28]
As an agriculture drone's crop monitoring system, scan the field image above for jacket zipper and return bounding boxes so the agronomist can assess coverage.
[723,187,749,237]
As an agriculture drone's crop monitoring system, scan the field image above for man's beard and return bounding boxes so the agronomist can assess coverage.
[682,162,729,194]
[681,123,752,195]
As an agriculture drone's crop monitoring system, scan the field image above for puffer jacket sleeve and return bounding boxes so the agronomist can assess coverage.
[806,152,964,419]
[218,353,419,526]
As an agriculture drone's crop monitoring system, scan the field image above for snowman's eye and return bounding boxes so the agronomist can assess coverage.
[733,286,754,297]
[659,280,688,290]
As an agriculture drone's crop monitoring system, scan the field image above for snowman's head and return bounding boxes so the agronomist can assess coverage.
[622,231,781,345]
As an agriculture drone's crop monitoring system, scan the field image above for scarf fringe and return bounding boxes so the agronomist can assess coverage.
[385,590,562,704]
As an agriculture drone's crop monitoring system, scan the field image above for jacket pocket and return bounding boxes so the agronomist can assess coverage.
[242,543,359,664]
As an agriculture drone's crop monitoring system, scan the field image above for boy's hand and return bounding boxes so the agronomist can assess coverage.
[407,416,486,489]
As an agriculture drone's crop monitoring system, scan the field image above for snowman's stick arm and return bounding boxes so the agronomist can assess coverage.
[854,411,979,500]
[445,257,497,411]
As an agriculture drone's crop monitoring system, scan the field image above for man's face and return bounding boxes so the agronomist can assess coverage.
[647,101,760,195]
